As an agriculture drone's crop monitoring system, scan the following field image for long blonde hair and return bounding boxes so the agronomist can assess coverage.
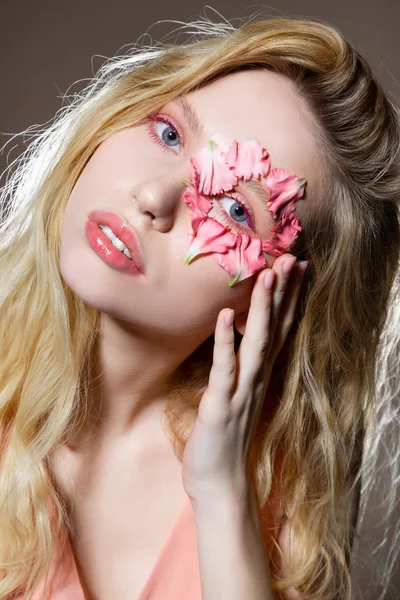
[1,12,399,600]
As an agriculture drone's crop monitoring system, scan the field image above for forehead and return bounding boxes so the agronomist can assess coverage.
[178,69,322,210]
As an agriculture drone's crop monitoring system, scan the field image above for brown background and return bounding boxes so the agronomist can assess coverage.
[0,1,399,598]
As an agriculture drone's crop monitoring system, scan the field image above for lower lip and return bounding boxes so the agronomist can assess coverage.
[84,220,143,275]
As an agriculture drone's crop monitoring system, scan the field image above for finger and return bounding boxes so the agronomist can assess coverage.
[269,254,298,337]
[206,308,237,407]
[235,268,274,392]
[270,261,307,359]
[234,254,297,395]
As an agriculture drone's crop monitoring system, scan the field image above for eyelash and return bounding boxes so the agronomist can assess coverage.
[146,113,256,234]
[146,113,184,154]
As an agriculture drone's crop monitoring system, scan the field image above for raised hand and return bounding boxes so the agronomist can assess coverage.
[182,253,308,506]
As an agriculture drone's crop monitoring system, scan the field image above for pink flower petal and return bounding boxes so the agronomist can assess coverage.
[223,138,239,174]
[213,232,266,287]
[182,187,213,234]
[189,162,199,191]
[188,208,206,237]
[224,138,271,181]
[190,140,237,196]
[182,187,212,215]
[184,217,237,264]
[264,168,307,219]
[262,213,302,257]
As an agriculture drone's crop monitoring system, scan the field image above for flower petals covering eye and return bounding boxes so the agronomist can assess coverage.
[182,137,307,286]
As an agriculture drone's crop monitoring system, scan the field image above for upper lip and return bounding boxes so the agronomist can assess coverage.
[87,210,145,272]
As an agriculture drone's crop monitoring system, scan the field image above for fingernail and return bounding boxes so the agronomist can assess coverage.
[283,257,296,274]
[299,260,309,273]
[224,309,234,327]
[264,270,274,290]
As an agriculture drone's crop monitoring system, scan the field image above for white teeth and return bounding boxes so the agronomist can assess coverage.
[98,224,132,259]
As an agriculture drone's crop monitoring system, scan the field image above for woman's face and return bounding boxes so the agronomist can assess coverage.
[60,69,319,340]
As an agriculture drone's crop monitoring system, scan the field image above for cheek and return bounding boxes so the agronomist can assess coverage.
[59,227,254,340]
[176,252,254,319]
[168,279,252,338]
[168,215,255,322]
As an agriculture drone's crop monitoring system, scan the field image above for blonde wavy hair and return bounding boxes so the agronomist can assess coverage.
[1,11,399,600]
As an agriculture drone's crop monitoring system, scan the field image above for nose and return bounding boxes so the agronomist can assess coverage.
[130,169,188,233]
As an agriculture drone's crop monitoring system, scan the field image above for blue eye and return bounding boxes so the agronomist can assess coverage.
[156,121,181,151]
[147,114,183,154]
[220,197,252,228]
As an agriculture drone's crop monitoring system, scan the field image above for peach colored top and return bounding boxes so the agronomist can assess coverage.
[22,468,283,599]
[25,493,202,600]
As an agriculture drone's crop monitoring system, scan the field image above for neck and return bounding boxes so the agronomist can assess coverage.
[68,312,212,451]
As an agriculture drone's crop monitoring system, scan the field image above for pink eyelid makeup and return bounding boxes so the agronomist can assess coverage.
[145,113,260,235]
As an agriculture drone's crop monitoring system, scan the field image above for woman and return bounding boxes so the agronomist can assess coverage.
[0,13,399,600]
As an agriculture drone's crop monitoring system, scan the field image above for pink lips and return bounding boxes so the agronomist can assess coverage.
[85,210,145,275]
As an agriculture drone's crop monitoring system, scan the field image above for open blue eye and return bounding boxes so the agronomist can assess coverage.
[220,197,251,228]
[218,196,254,233]
[146,114,183,154]
[155,121,181,151]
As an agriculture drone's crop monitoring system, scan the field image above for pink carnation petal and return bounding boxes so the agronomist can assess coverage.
[226,138,271,181]
[189,162,199,190]
[223,139,238,168]
[182,185,213,235]
[189,208,207,236]
[190,140,237,196]
[182,188,212,214]
[213,232,266,287]
[264,168,307,218]
[262,213,302,256]
[184,217,237,264]
[261,242,284,258]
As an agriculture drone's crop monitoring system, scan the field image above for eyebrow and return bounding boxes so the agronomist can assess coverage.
[174,96,205,143]
[173,96,275,226]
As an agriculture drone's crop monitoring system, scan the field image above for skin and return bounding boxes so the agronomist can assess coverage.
[59,69,322,454]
